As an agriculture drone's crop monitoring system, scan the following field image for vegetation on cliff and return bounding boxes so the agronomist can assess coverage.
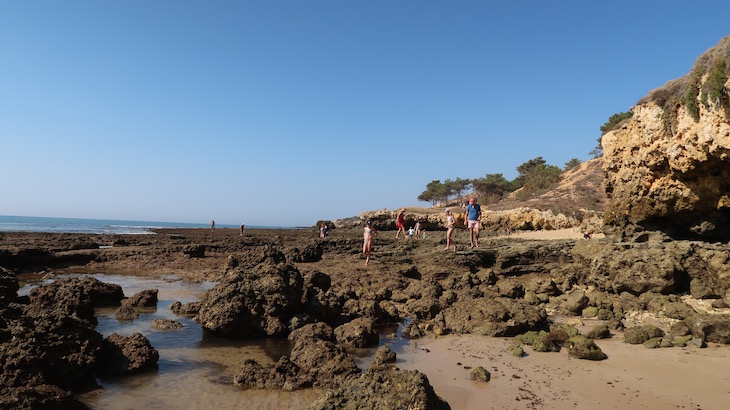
[638,35,729,136]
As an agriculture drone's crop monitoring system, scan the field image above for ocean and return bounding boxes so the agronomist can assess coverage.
[0,215,250,235]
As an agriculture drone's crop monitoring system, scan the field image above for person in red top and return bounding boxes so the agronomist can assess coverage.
[395,210,406,239]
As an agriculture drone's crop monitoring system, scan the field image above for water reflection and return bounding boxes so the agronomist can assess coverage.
[20,273,323,409]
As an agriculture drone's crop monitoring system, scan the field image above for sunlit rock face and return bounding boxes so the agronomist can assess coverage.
[603,36,730,241]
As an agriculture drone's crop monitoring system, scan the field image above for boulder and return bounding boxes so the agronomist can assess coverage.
[121,289,159,308]
[334,317,379,348]
[568,336,607,360]
[441,297,547,336]
[151,318,184,330]
[27,277,124,324]
[372,345,397,365]
[98,332,159,376]
[170,301,200,316]
[196,262,304,338]
[287,323,360,389]
[308,364,451,410]
[469,366,491,382]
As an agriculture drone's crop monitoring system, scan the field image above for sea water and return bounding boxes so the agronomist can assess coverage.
[0,215,255,235]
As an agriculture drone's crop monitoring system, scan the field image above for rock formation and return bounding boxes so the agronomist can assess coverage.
[603,35,730,241]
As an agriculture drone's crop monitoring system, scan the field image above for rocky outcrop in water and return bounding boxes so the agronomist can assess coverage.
[27,276,124,325]
[234,322,360,390]
[602,35,730,241]
[1,277,123,409]
[98,332,159,376]
[197,260,304,338]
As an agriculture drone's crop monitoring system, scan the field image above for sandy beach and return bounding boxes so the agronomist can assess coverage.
[398,332,730,410]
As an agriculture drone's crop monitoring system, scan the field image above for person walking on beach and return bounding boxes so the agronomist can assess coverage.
[414,220,422,240]
[240,223,245,237]
[464,198,482,248]
[395,210,406,239]
[363,220,376,266]
[444,208,456,252]
[211,220,215,231]
[320,223,329,239]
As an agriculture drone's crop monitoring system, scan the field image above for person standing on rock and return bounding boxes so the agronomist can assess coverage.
[414,220,422,240]
[395,210,406,239]
[464,198,481,248]
[211,220,215,231]
[444,209,456,252]
[240,223,245,237]
[363,220,376,266]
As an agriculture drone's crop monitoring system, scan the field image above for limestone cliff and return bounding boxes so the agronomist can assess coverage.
[603,35,730,241]
[357,207,597,233]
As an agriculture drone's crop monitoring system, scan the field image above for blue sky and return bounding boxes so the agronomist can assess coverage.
[1,1,729,227]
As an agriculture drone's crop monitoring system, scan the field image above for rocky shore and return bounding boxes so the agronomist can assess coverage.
[2,225,730,408]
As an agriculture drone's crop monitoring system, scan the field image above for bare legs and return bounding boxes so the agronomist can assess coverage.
[443,227,456,252]
[469,225,480,248]
[363,241,372,265]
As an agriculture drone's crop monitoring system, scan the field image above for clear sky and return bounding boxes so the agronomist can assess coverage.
[1,1,729,227]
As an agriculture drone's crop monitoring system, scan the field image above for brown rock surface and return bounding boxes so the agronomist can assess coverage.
[602,35,730,240]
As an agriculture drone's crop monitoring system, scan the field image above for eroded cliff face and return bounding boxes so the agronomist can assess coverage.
[603,37,730,241]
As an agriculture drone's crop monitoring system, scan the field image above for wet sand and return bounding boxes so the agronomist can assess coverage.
[397,333,730,410]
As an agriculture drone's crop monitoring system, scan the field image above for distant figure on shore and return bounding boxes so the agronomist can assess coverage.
[211,220,215,231]
[464,198,482,248]
[320,223,329,239]
[363,220,376,266]
[444,208,456,252]
[395,210,406,239]
[240,223,245,237]
[583,230,593,239]
[506,227,511,236]
[408,226,414,240]
[414,221,421,240]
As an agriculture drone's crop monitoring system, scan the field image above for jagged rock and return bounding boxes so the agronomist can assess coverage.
[121,289,158,308]
[98,332,159,376]
[182,244,205,258]
[170,301,200,316]
[308,364,450,410]
[0,384,89,410]
[334,317,379,348]
[507,345,525,357]
[568,336,607,360]
[687,314,730,344]
[0,266,19,305]
[624,324,665,344]
[441,297,547,336]
[151,318,184,330]
[585,324,611,340]
[115,306,139,321]
[469,366,491,382]
[287,323,360,389]
[27,277,124,324]
[372,345,396,365]
[1,303,103,394]
[197,262,304,338]
[288,241,324,263]
[559,291,588,316]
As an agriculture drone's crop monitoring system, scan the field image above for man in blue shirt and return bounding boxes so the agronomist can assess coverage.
[464,197,482,248]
